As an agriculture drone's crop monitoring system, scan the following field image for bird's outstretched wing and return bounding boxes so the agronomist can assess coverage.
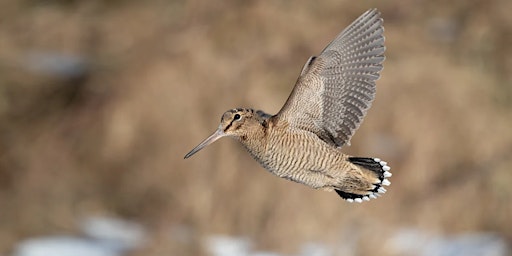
[275,9,385,147]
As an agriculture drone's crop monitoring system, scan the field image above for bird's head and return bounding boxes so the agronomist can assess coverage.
[184,108,265,159]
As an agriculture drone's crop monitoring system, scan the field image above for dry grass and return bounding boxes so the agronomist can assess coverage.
[0,0,511,255]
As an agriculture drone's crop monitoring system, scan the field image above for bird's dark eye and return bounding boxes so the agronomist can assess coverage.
[233,114,241,120]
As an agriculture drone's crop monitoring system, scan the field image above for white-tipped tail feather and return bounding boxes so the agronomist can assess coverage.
[336,157,392,203]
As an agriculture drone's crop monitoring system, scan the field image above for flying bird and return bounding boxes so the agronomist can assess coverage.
[185,9,390,203]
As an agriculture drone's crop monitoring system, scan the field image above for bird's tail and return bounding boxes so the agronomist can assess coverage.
[335,157,392,203]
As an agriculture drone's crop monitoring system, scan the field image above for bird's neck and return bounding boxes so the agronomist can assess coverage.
[237,122,269,162]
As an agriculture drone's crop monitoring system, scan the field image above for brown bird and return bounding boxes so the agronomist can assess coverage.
[184,9,391,203]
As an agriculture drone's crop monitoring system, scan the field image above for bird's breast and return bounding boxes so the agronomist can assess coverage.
[244,128,341,185]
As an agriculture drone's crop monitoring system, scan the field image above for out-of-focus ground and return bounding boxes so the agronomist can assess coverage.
[1,0,511,255]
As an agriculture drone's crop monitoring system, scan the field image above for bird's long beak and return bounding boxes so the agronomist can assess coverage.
[184,129,226,159]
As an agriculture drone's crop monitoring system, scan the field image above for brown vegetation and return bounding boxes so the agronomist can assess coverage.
[0,0,511,255]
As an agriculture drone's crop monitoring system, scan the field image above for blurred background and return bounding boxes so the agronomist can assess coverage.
[0,0,511,255]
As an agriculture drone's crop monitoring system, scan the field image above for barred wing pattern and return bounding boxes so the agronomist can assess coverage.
[276,9,385,147]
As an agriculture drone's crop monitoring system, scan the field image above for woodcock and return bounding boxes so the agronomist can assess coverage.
[185,9,391,203]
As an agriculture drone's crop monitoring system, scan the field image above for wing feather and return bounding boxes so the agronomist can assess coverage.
[275,9,385,147]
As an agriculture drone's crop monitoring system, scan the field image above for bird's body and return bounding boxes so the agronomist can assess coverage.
[185,9,391,203]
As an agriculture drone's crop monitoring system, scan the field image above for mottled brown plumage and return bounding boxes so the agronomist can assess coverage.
[184,9,391,203]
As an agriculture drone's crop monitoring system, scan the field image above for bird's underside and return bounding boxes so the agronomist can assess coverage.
[246,120,391,203]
